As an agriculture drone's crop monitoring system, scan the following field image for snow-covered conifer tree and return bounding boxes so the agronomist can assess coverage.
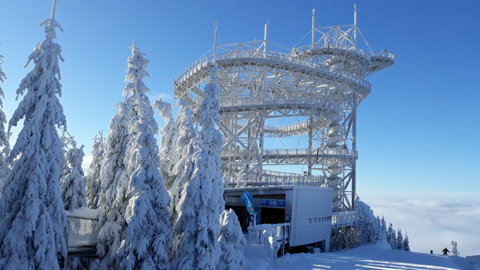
[387,224,396,249]
[60,133,88,270]
[85,132,105,208]
[171,69,224,270]
[60,133,87,211]
[375,216,382,241]
[0,54,9,189]
[354,198,380,245]
[0,11,67,269]
[95,91,130,269]
[197,67,225,214]
[170,134,204,270]
[97,102,130,208]
[217,209,246,270]
[396,229,404,250]
[97,43,171,269]
[153,99,178,190]
[169,100,196,223]
[380,216,387,240]
[402,234,410,251]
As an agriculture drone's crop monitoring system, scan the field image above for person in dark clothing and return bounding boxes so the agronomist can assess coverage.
[430,250,433,255]
[442,248,450,256]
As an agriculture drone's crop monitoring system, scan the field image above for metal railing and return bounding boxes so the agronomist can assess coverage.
[331,211,357,228]
[223,173,325,187]
[219,95,340,112]
[248,222,290,257]
[222,148,357,159]
[175,42,372,94]
[262,148,357,159]
[261,173,325,186]
[295,44,395,63]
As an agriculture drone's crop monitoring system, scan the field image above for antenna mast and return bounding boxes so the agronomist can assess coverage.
[51,0,57,20]
[263,21,268,54]
[213,21,218,61]
[353,2,357,48]
[311,9,316,48]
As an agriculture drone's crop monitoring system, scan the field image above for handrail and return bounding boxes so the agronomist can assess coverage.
[67,215,97,221]
[294,44,394,62]
[331,211,357,228]
[263,117,328,135]
[262,169,305,177]
[175,46,372,94]
[223,148,357,158]
[219,96,340,112]
[223,174,325,187]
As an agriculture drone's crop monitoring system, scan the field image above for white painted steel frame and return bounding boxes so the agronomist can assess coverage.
[174,23,393,211]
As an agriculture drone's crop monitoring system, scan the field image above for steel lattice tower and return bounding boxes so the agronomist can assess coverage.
[174,7,394,212]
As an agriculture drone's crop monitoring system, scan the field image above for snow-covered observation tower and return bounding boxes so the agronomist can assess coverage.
[174,7,394,212]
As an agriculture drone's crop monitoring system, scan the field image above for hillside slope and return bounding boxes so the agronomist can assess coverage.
[245,242,475,270]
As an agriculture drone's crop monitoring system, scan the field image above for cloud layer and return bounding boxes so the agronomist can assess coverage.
[361,192,480,257]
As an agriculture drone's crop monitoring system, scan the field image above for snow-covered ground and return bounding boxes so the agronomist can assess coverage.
[245,242,477,270]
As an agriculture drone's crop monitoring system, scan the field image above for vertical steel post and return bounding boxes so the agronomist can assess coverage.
[351,107,357,210]
[307,117,313,176]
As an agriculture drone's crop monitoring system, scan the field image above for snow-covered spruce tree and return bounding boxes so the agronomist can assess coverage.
[218,209,246,270]
[169,100,196,224]
[354,198,381,245]
[375,216,383,241]
[60,133,88,269]
[387,224,396,249]
[153,99,178,190]
[380,216,387,240]
[97,43,171,270]
[95,92,131,269]
[0,16,67,269]
[97,100,130,209]
[0,55,10,191]
[402,234,410,251]
[60,133,87,211]
[197,67,225,215]
[171,69,224,270]
[395,229,403,250]
[86,132,105,208]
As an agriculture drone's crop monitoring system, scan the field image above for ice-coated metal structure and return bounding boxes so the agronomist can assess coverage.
[174,7,394,212]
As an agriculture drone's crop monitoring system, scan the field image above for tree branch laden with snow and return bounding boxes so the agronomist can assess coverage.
[0,54,10,190]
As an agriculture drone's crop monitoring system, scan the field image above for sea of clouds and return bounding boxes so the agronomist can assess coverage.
[362,192,480,257]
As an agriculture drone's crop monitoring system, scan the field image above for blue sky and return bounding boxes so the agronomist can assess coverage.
[0,0,479,197]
